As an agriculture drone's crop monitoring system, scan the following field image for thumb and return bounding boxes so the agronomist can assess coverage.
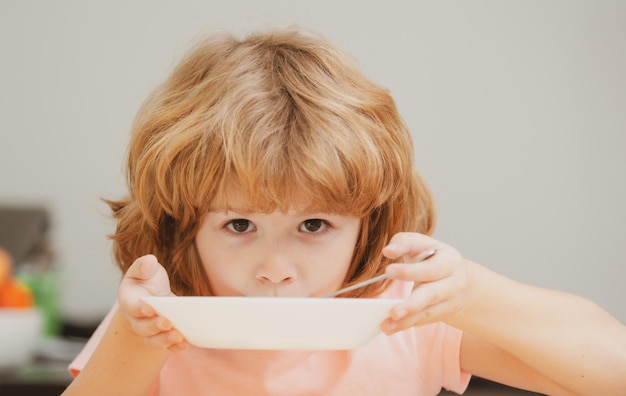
[125,254,161,282]
[119,255,173,318]
[123,254,173,297]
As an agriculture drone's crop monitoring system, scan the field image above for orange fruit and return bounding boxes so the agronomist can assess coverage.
[0,279,34,308]
[0,248,13,286]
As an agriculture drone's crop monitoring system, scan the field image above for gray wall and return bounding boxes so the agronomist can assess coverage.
[1,1,624,324]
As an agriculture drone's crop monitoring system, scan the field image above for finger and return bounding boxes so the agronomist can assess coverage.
[118,288,149,318]
[168,340,190,352]
[144,329,188,350]
[385,254,450,284]
[118,281,158,319]
[382,232,438,260]
[130,315,174,337]
[383,277,461,331]
[382,298,459,334]
[392,276,459,319]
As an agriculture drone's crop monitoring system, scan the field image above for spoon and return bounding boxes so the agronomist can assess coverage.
[323,248,437,298]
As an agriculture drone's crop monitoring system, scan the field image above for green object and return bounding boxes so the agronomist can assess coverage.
[16,268,61,337]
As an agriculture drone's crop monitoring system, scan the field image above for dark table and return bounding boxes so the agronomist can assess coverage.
[0,361,72,395]
[441,376,544,395]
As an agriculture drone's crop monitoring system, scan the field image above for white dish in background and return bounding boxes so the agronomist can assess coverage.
[142,296,401,350]
[0,307,44,367]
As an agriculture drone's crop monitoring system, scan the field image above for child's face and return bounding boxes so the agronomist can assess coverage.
[195,206,361,297]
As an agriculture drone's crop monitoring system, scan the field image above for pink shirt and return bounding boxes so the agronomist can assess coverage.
[70,281,470,395]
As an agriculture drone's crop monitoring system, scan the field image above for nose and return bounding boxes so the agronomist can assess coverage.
[255,246,297,285]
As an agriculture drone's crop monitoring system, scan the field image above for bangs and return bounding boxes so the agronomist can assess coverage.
[183,31,412,218]
[207,119,389,216]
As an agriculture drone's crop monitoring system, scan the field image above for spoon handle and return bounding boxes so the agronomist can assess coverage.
[324,248,437,298]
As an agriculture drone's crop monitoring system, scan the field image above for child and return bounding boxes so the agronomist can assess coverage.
[62,28,626,395]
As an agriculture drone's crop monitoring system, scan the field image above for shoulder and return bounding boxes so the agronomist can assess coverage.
[68,303,118,377]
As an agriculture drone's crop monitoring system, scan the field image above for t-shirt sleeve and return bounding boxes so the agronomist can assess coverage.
[68,302,118,378]
[442,325,471,394]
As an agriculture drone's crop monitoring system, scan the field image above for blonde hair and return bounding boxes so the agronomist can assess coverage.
[108,28,435,297]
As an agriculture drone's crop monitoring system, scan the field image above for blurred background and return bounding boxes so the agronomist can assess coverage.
[0,1,625,394]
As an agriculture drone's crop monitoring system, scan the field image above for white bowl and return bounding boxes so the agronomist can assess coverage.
[0,308,44,367]
[143,296,401,350]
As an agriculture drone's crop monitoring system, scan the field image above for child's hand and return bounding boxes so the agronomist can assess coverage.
[381,233,471,334]
[118,254,189,351]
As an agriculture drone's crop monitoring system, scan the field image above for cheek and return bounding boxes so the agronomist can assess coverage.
[197,248,242,295]
[198,248,223,278]
[198,244,233,275]
[195,234,239,293]
[317,230,360,286]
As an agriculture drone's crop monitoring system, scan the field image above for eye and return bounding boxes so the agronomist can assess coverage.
[226,219,255,233]
[299,219,328,233]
